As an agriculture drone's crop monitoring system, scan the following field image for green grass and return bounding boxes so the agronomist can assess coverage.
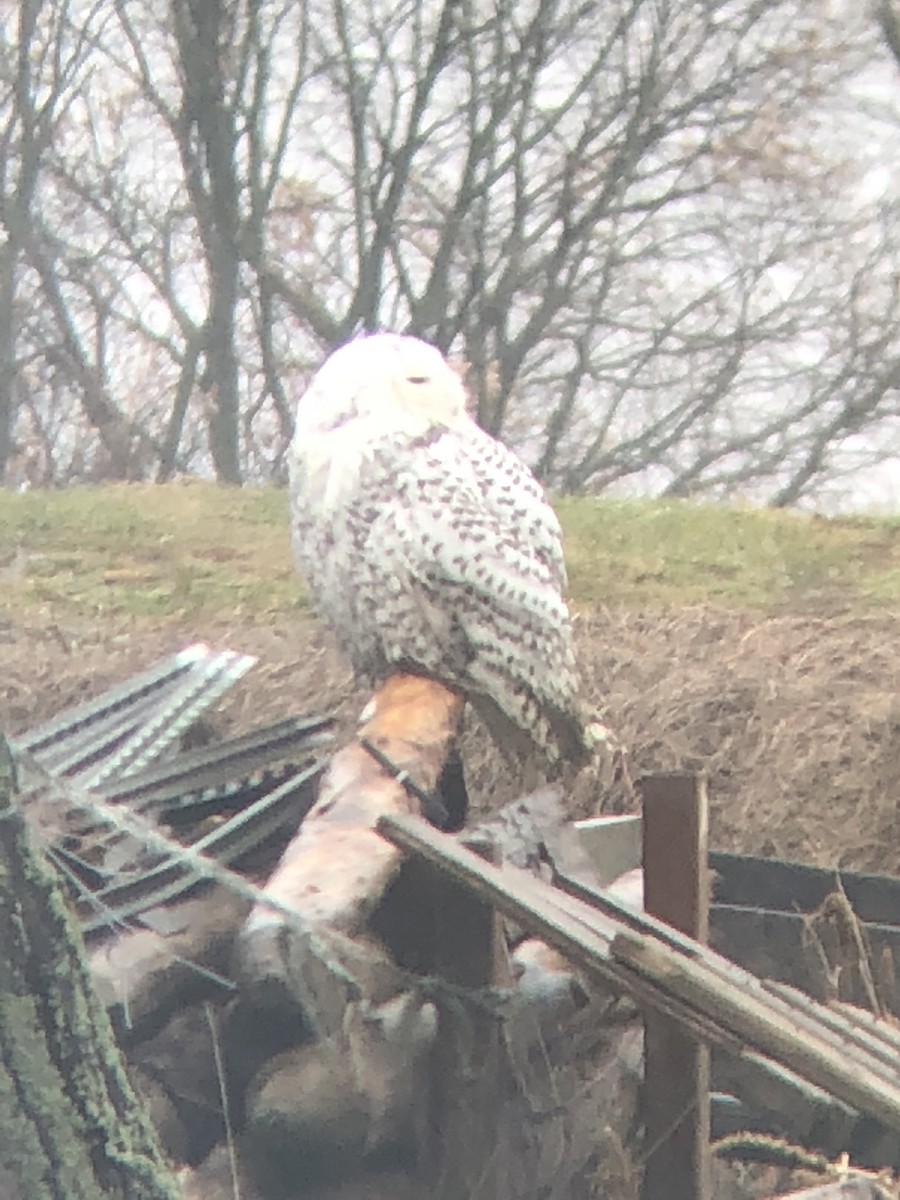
[0,484,899,626]
[555,497,900,611]
[0,483,300,623]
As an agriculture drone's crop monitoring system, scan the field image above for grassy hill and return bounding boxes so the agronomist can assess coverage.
[4,482,900,880]
[0,482,898,626]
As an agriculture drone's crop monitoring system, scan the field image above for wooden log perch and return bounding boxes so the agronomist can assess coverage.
[235,677,470,1191]
[236,671,465,1060]
[244,673,464,936]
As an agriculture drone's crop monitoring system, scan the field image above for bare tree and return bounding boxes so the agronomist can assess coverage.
[253,0,890,505]
[0,0,86,479]
[95,0,318,483]
[0,0,166,484]
[3,0,899,503]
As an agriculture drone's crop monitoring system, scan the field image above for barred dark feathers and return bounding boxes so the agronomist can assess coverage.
[288,333,588,772]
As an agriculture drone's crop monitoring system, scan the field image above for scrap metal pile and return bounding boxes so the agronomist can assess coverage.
[7,647,900,1200]
[10,644,334,938]
[3,648,642,1200]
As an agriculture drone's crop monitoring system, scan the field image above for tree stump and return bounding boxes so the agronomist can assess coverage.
[0,736,181,1200]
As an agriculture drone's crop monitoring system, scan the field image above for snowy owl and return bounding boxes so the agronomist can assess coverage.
[288,333,588,771]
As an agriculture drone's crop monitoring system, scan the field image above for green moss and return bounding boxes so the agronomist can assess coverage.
[0,751,181,1199]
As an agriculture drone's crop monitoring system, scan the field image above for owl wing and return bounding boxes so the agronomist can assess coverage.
[461,425,570,595]
[364,425,580,728]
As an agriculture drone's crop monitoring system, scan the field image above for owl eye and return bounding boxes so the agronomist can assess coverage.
[406,375,429,384]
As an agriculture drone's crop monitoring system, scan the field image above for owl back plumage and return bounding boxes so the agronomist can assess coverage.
[288,333,588,772]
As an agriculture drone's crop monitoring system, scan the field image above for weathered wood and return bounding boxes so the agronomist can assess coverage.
[642,774,709,943]
[767,1181,887,1199]
[641,773,711,1200]
[235,676,463,1192]
[89,885,248,1043]
[711,1055,857,1152]
[244,673,464,935]
[377,811,900,1135]
[611,931,900,1130]
[765,981,900,1067]
[236,671,464,1039]
[0,735,181,1200]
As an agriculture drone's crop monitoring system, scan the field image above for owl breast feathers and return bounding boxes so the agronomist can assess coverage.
[288,332,588,770]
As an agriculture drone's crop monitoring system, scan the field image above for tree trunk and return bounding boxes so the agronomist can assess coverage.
[205,258,242,485]
[0,242,17,480]
[0,737,182,1200]
[171,0,244,485]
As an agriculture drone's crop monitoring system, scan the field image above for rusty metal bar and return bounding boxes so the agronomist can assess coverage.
[640,773,711,1200]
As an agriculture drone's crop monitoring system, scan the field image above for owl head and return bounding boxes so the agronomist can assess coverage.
[299,333,468,431]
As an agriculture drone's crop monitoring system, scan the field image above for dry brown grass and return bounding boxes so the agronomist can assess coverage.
[4,484,900,875]
[5,601,900,877]
[577,607,900,872]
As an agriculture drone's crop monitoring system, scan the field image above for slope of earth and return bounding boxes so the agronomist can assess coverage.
[2,482,900,874]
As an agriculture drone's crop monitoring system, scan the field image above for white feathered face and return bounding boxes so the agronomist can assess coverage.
[299,333,468,432]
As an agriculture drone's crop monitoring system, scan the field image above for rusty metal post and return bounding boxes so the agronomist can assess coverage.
[640,773,711,1200]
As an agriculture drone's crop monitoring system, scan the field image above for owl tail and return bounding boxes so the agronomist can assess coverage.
[542,702,593,778]
[475,696,591,781]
